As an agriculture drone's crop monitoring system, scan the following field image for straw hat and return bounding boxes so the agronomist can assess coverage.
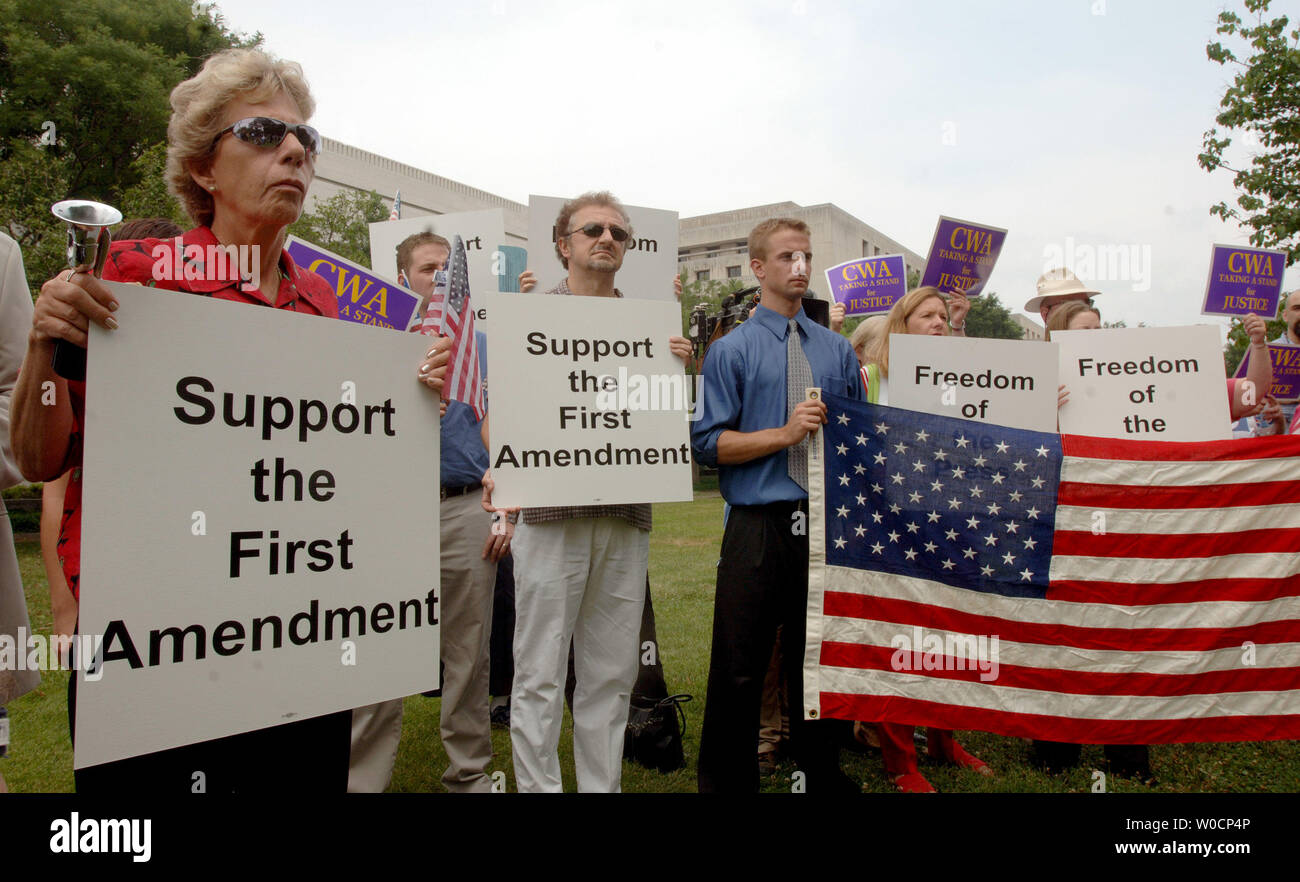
[1025,267,1101,314]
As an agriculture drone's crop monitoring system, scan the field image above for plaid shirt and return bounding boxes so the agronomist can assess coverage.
[521,279,652,532]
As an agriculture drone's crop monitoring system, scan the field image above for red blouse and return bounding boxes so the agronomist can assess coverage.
[57,227,339,598]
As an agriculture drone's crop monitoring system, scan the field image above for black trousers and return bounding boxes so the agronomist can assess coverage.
[489,551,516,698]
[697,502,843,792]
[1031,739,1151,778]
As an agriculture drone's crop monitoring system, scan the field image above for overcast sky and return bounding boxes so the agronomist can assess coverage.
[209,0,1298,326]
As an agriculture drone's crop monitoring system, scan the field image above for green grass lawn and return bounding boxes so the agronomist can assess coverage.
[5,494,1299,793]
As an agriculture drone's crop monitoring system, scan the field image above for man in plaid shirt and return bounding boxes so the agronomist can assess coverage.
[506,192,691,792]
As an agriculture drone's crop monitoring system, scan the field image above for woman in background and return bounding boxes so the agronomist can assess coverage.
[1050,303,1274,424]
[1037,300,1154,780]
[849,314,888,400]
[860,287,991,793]
[1044,300,1100,340]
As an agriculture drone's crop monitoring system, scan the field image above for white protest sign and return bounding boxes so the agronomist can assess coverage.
[1055,325,1231,441]
[526,195,679,301]
[369,209,507,324]
[489,292,693,507]
[76,283,441,768]
[889,334,1060,432]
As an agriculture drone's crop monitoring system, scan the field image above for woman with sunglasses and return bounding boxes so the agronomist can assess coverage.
[859,286,994,793]
[10,48,451,793]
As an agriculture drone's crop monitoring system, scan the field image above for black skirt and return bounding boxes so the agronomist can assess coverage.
[68,671,351,794]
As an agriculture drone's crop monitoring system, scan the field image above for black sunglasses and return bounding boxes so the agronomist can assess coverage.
[565,222,632,243]
[212,117,322,156]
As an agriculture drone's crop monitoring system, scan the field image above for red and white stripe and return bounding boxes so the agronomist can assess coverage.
[419,294,483,421]
[807,432,1300,743]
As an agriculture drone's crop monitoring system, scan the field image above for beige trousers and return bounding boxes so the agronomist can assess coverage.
[510,518,648,793]
[348,492,497,792]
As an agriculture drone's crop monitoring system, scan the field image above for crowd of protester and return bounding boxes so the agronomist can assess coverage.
[0,47,1292,794]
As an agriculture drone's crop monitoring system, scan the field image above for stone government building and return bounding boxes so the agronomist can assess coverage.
[678,201,925,297]
[311,137,530,246]
[312,137,937,315]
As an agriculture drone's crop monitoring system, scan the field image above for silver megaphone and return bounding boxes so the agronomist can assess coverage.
[49,199,123,381]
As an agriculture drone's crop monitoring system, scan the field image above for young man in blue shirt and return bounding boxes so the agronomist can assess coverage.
[691,218,863,793]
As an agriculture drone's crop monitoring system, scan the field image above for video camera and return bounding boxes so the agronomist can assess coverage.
[689,286,831,363]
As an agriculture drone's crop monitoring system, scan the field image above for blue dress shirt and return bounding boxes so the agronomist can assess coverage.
[691,303,863,504]
[441,331,490,487]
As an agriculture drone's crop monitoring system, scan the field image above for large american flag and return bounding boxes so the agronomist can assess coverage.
[805,392,1300,743]
[418,234,484,420]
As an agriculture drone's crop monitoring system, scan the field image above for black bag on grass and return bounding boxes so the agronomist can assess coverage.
[624,693,692,773]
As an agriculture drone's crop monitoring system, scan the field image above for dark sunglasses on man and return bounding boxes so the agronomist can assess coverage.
[212,117,323,156]
[565,222,633,244]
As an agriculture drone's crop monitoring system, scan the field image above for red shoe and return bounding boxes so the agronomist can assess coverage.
[893,772,937,793]
[944,742,993,777]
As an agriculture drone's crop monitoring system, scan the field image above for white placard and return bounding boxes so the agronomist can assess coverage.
[1055,325,1231,441]
[889,335,1060,432]
[526,195,679,301]
[369,209,507,324]
[76,283,440,768]
[488,292,693,507]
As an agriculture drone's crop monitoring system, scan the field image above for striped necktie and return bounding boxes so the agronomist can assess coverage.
[787,318,813,490]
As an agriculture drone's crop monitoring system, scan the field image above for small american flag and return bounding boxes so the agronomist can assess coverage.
[806,392,1300,744]
[389,190,402,221]
[418,235,484,420]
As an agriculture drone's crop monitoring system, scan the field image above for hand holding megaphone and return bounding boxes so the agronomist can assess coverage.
[46,200,122,381]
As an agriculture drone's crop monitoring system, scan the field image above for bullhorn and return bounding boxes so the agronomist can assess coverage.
[49,199,122,381]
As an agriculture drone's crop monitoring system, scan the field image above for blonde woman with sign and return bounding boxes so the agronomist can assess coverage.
[861,287,993,793]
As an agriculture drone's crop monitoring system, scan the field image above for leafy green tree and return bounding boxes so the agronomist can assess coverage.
[840,314,865,340]
[117,142,189,230]
[677,274,749,372]
[680,275,746,324]
[0,0,256,290]
[1199,0,1300,263]
[964,292,1023,339]
[0,140,72,289]
[288,189,390,269]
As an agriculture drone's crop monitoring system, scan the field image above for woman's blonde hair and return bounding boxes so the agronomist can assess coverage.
[166,49,315,226]
[1044,300,1101,341]
[866,286,948,378]
[849,314,888,367]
